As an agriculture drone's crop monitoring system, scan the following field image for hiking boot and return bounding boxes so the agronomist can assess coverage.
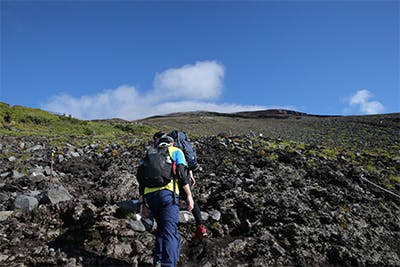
[193,225,208,239]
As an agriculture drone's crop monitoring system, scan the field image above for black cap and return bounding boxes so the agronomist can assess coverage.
[153,131,165,140]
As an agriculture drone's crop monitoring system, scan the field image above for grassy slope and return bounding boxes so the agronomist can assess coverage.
[0,103,155,146]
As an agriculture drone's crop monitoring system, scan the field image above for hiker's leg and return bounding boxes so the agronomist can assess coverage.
[145,191,163,265]
[192,201,203,226]
[158,190,180,267]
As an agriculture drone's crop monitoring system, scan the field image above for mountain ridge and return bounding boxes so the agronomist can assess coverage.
[1,102,399,156]
[142,109,310,120]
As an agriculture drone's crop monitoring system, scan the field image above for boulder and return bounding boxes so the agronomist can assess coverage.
[128,220,146,232]
[12,195,38,212]
[0,211,13,221]
[41,184,73,204]
[12,170,24,179]
[179,211,194,223]
[25,144,43,152]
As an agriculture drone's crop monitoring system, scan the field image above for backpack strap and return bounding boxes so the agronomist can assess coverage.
[168,147,177,205]
[172,161,177,204]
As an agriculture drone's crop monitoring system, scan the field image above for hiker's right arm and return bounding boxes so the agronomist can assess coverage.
[182,184,194,211]
[172,148,194,210]
[176,163,193,210]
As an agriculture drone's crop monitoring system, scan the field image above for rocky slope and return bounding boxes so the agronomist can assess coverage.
[139,112,400,156]
[0,129,399,266]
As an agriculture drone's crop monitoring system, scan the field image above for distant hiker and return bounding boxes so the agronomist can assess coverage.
[168,130,207,239]
[137,136,194,267]
[249,130,255,138]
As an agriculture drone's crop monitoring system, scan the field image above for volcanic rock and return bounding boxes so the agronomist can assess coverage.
[0,132,399,266]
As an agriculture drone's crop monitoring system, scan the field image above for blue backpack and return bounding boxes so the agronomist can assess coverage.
[169,130,199,171]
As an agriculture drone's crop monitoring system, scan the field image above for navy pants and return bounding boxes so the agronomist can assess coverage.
[145,190,179,267]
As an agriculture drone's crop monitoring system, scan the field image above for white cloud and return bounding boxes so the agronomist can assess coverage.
[41,60,292,120]
[348,89,385,114]
[153,61,224,100]
[42,85,146,119]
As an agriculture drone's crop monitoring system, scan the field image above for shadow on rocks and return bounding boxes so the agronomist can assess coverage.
[47,205,133,266]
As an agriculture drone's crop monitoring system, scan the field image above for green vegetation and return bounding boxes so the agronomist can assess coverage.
[390,175,400,183]
[114,123,154,135]
[222,159,235,169]
[320,148,340,160]
[384,181,395,190]
[266,153,279,161]
[0,103,157,146]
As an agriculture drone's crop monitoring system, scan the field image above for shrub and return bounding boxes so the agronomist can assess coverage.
[390,175,400,183]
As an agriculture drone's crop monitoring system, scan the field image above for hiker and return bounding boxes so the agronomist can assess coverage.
[137,136,194,267]
[153,131,165,148]
[249,130,255,138]
[154,131,208,239]
[168,131,208,239]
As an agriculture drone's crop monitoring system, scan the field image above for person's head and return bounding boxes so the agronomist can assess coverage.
[158,136,174,148]
[153,131,166,147]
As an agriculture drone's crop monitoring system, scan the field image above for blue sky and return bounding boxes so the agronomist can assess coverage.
[1,0,399,120]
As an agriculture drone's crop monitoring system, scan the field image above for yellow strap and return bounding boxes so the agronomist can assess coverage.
[144,180,179,195]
